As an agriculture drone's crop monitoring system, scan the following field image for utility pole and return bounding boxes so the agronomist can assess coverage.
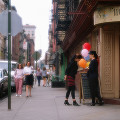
[8,0,11,110]
[1,0,22,110]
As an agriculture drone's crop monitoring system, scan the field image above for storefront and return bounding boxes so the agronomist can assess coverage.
[63,2,120,99]
[93,5,120,98]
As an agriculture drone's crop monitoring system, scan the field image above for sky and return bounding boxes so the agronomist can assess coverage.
[11,0,52,59]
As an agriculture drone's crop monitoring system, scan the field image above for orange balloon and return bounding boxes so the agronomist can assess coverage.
[78,59,87,68]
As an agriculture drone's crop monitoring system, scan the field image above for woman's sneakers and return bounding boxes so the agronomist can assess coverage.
[16,94,22,97]
[73,101,80,106]
[64,100,72,106]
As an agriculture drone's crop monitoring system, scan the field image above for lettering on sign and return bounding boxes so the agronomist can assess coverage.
[94,6,120,25]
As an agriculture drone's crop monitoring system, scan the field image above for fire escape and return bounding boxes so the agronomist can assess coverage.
[54,0,79,45]
[52,0,79,79]
[55,0,69,45]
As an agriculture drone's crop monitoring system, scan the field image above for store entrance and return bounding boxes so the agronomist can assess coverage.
[100,24,120,99]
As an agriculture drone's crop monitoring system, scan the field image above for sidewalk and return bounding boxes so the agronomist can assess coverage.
[0,81,120,120]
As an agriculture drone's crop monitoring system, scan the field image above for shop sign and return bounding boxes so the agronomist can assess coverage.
[94,6,120,25]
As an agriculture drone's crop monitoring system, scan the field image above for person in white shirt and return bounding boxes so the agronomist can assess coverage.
[23,61,33,97]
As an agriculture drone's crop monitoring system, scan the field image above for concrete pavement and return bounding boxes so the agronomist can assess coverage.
[0,81,120,120]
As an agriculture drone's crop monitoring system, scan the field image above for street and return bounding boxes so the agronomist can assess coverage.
[0,81,120,120]
[0,1,120,120]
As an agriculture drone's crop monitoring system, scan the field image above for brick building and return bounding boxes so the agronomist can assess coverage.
[62,0,120,100]
[23,24,36,66]
[12,33,20,61]
[27,37,35,66]
[23,24,36,42]
[48,0,120,103]
[12,31,25,63]
[48,0,79,80]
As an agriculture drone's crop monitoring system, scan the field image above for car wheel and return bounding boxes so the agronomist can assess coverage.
[5,88,8,95]
[11,87,16,92]
[0,88,3,98]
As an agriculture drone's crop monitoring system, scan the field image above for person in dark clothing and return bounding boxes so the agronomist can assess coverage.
[64,54,82,106]
[87,51,104,106]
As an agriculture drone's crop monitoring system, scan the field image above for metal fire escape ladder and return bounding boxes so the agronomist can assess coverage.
[55,0,79,45]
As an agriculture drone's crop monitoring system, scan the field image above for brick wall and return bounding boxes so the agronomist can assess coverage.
[12,33,20,62]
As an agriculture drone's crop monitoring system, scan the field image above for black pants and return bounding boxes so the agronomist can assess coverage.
[66,86,75,99]
[89,80,102,104]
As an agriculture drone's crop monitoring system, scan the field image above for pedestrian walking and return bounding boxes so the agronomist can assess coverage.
[64,54,82,106]
[87,51,104,106]
[23,61,34,97]
[36,68,42,86]
[14,64,24,97]
[42,67,47,87]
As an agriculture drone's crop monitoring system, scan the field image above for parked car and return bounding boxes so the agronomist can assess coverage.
[0,60,17,91]
[0,69,8,98]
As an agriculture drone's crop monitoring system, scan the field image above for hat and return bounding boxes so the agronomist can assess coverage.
[89,51,97,55]
[89,51,98,59]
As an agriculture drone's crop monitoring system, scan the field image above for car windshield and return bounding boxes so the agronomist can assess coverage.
[0,62,17,71]
[0,71,2,78]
